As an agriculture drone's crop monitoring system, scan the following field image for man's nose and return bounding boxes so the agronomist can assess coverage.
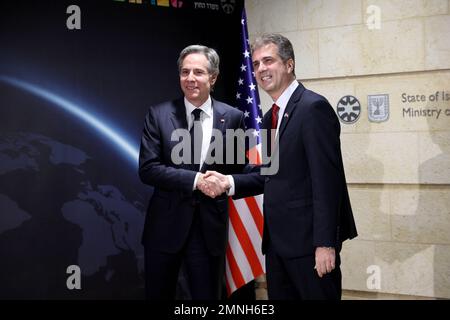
[186,71,195,80]
[257,63,266,73]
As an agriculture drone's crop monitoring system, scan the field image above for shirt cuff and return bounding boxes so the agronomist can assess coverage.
[226,175,235,196]
[193,172,200,191]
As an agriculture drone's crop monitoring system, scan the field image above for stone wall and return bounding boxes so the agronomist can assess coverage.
[246,0,450,298]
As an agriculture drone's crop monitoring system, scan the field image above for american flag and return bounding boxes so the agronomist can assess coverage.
[225,8,265,296]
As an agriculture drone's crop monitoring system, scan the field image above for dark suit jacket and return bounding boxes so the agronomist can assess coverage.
[233,84,357,258]
[138,97,245,256]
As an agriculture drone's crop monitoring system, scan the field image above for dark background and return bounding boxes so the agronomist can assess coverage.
[0,0,243,299]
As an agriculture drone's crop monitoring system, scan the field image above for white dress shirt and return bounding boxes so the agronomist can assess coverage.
[227,80,299,196]
[185,97,214,190]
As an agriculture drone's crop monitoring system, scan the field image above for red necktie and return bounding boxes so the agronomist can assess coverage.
[271,103,280,130]
[270,104,280,156]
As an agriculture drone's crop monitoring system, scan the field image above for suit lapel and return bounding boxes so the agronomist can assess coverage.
[262,84,305,158]
[169,98,189,131]
[211,99,227,135]
[167,98,191,170]
[277,84,305,140]
[262,111,272,130]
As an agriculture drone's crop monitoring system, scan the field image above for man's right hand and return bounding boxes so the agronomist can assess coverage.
[197,171,230,198]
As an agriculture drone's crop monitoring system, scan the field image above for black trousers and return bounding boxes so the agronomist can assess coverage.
[266,243,342,300]
[144,211,224,300]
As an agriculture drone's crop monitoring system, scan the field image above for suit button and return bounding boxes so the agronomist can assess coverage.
[265,177,270,183]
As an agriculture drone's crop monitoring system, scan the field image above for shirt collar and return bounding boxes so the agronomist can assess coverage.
[184,96,213,120]
[274,80,299,112]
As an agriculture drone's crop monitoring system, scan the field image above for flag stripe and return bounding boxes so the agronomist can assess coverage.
[246,145,262,165]
[224,260,234,295]
[233,199,265,268]
[233,199,264,257]
[243,197,263,236]
[254,194,263,213]
[229,200,264,278]
[226,243,245,289]
[228,218,254,283]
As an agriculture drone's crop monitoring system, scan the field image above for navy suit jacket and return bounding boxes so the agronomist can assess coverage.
[138,97,245,256]
[233,84,357,258]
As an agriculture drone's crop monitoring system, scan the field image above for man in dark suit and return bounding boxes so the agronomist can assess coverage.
[138,45,245,299]
[205,34,357,299]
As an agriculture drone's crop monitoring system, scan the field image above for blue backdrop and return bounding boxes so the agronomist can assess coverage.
[0,0,243,299]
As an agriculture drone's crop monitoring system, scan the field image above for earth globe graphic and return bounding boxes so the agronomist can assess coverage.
[0,132,146,299]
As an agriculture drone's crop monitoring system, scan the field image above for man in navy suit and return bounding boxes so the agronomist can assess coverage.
[205,34,357,300]
[138,45,245,299]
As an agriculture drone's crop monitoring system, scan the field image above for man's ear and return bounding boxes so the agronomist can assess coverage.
[210,74,218,86]
[287,59,294,74]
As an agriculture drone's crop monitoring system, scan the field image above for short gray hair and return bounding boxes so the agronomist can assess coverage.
[251,33,296,77]
[177,45,220,76]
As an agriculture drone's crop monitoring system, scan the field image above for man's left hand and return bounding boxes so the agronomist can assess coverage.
[314,247,335,278]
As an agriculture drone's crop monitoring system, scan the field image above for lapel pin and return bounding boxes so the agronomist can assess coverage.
[284,113,289,118]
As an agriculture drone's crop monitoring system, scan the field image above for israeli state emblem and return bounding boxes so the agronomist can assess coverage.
[368,94,389,122]
[336,95,361,124]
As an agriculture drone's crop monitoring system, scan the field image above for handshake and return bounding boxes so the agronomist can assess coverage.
[196,171,231,198]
